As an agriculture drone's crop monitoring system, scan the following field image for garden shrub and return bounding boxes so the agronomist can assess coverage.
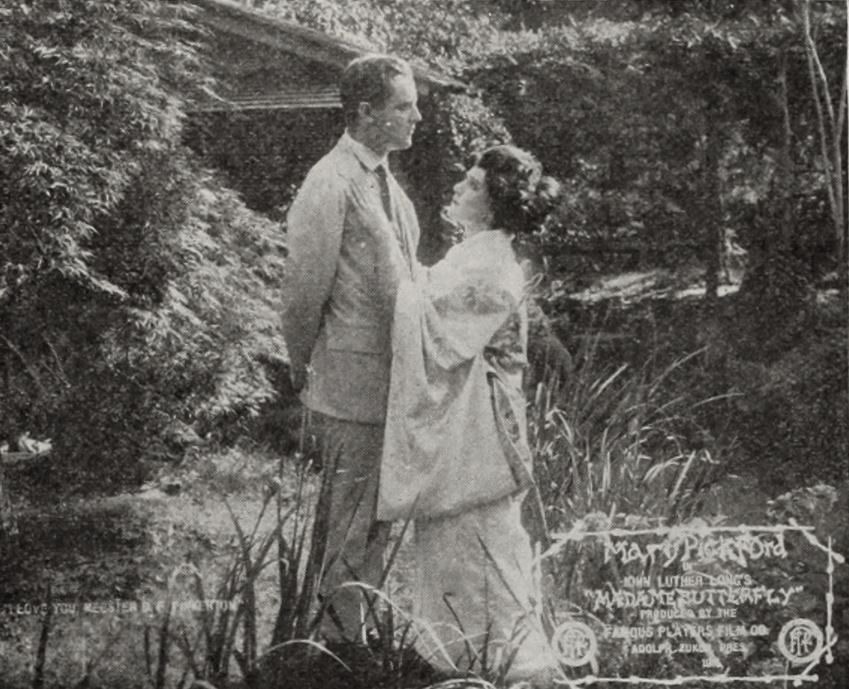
[0,1,287,491]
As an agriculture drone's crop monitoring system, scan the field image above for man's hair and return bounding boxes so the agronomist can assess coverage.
[340,54,414,127]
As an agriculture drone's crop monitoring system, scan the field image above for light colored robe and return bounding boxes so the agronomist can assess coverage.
[378,229,558,681]
[377,230,533,521]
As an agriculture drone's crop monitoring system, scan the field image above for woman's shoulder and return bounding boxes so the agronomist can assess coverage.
[456,231,519,272]
[459,232,525,305]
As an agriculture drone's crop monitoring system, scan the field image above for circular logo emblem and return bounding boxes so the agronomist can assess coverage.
[778,618,824,665]
[552,620,598,667]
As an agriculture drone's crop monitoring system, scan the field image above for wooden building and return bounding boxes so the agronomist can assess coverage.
[185,0,466,262]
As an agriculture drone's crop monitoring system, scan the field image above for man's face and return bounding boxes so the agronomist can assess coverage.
[368,74,421,152]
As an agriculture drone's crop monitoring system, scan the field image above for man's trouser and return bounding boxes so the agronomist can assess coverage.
[306,411,392,641]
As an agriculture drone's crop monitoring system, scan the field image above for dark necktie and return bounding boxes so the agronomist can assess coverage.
[375,164,394,222]
[375,164,411,267]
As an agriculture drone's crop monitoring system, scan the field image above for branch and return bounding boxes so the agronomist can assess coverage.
[837,62,848,146]
[801,1,840,235]
[0,335,50,401]
[805,5,845,237]
[833,63,847,233]
[802,0,837,136]
[777,51,796,245]
[33,584,53,689]
[41,334,71,388]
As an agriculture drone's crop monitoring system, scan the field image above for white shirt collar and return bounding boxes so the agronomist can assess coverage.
[341,131,388,173]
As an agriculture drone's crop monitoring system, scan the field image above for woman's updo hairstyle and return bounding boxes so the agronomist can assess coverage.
[476,144,561,237]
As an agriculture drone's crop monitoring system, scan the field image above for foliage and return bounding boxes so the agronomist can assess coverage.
[261,0,845,299]
[465,7,844,283]
[727,325,849,492]
[522,339,734,681]
[258,0,507,71]
[528,339,724,535]
[431,94,513,172]
[134,456,445,689]
[185,110,333,217]
[0,1,287,488]
[163,491,283,687]
[0,0,196,301]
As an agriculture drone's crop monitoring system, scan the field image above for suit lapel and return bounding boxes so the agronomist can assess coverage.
[387,172,418,273]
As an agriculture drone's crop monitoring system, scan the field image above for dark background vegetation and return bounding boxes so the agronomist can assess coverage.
[2,0,845,493]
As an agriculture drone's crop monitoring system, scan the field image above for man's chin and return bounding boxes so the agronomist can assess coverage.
[387,140,413,153]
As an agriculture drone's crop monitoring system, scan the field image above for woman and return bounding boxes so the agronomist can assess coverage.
[354,145,561,684]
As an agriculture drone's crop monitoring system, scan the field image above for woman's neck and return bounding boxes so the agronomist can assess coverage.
[462,220,495,238]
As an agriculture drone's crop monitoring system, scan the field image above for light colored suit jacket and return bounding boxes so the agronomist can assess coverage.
[281,133,420,424]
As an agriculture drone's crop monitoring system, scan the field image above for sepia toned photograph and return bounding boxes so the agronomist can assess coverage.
[1,1,847,688]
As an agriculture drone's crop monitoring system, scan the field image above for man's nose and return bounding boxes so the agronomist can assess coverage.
[412,105,422,123]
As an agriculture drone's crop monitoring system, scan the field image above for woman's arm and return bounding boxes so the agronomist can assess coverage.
[371,229,407,311]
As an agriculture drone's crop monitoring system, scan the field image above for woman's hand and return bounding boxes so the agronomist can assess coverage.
[349,181,393,243]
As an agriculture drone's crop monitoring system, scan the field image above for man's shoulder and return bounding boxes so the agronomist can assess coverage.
[304,141,363,188]
[287,140,364,224]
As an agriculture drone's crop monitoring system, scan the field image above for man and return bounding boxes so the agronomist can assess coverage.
[281,54,422,641]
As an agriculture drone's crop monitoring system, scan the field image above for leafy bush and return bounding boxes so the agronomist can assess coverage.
[0,1,287,490]
[728,327,849,493]
[261,0,506,71]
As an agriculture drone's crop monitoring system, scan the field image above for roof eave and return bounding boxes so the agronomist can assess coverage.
[189,0,467,93]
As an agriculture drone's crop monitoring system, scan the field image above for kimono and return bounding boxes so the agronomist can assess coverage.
[378,229,557,681]
[378,229,533,521]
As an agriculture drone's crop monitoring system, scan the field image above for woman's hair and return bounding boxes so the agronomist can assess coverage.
[476,145,561,236]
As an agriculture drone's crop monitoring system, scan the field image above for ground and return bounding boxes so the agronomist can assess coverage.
[0,447,428,689]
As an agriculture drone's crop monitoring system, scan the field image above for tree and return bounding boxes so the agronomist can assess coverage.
[258,0,506,70]
[0,0,287,488]
[799,0,847,287]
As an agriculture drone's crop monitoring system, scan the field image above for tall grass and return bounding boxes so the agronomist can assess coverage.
[14,337,737,688]
[139,451,445,689]
[527,335,730,615]
[528,335,727,535]
[137,457,322,689]
[156,487,279,688]
[526,335,733,681]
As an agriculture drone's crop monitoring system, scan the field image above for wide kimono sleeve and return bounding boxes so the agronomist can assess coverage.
[377,234,533,521]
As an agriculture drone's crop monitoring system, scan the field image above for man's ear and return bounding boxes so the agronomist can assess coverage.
[357,101,374,123]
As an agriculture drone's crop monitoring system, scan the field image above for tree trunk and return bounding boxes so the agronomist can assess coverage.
[735,50,815,359]
[800,0,847,297]
[777,52,795,249]
[703,110,723,303]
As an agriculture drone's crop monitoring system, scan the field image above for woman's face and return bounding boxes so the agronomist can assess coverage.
[444,166,493,233]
